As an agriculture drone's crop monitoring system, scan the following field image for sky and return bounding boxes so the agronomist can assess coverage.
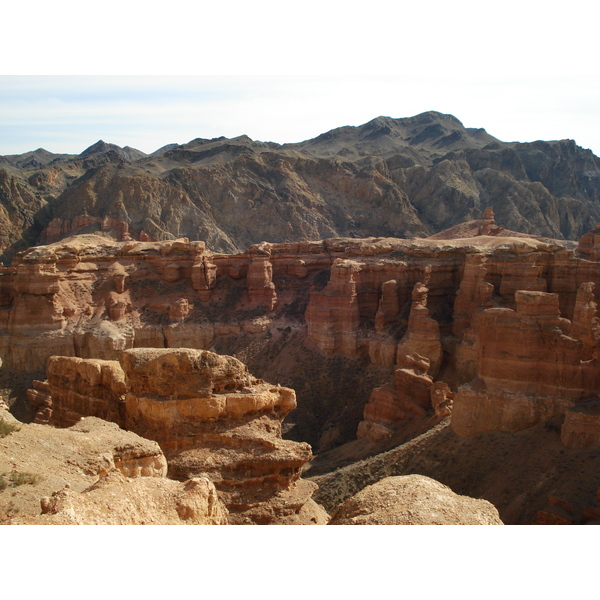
[1,0,599,157]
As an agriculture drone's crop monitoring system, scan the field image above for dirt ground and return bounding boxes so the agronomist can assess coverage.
[308,415,600,524]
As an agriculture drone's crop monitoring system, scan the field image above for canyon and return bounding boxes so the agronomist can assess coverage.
[2,112,600,524]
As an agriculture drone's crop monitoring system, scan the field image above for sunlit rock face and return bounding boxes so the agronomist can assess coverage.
[33,347,326,525]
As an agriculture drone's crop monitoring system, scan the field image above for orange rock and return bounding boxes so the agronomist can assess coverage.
[358,353,433,441]
[247,254,277,310]
[396,281,442,377]
[306,259,361,355]
[34,348,325,524]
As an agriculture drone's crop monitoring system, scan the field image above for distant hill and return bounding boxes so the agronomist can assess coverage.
[1,111,599,263]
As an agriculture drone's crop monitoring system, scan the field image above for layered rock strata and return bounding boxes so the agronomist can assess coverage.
[305,258,361,355]
[357,353,434,442]
[33,347,326,524]
[452,290,600,437]
[3,228,600,450]
[396,279,442,377]
[561,399,600,449]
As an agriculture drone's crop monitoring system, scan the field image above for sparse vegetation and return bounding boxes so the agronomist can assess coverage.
[0,470,42,491]
[0,418,20,438]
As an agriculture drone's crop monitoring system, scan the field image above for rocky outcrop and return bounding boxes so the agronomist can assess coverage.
[35,471,228,525]
[396,279,442,377]
[40,215,141,245]
[328,475,503,525]
[477,207,504,236]
[306,259,361,355]
[246,254,277,310]
[452,290,600,437]
[0,410,221,524]
[578,224,600,259]
[430,381,455,418]
[192,256,218,301]
[33,348,326,524]
[571,282,600,360]
[561,400,600,449]
[357,353,434,442]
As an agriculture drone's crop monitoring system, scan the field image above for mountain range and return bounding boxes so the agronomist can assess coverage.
[2,110,599,263]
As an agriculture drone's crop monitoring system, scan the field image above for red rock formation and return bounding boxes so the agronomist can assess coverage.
[358,353,433,442]
[477,207,504,236]
[40,214,143,245]
[498,252,547,299]
[169,298,190,323]
[561,399,600,449]
[375,279,399,332]
[578,223,600,259]
[306,258,361,355]
[33,348,327,524]
[570,282,600,360]
[430,381,455,418]
[396,280,442,377]
[247,254,277,310]
[452,290,600,437]
[452,253,491,339]
[192,256,218,301]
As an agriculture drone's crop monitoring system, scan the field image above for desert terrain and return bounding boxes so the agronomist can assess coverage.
[2,113,600,524]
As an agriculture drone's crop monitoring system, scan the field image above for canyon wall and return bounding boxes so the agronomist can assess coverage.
[3,217,600,452]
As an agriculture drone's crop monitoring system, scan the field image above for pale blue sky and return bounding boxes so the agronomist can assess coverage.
[2,1,599,156]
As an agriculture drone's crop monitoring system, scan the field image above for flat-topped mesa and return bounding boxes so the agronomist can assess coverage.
[577,223,600,259]
[305,258,361,355]
[452,289,600,437]
[192,256,218,301]
[246,254,277,310]
[357,353,435,442]
[396,279,442,377]
[32,348,326,524]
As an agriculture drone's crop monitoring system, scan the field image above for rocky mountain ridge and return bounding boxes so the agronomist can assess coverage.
[2,111,600,265]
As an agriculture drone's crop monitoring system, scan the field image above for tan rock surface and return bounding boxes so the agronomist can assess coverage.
[0,409,178,523]
[328,474,502,525]
[34,347,324,524]
[22,471,228,525]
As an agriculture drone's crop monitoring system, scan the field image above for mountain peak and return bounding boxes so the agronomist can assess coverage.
[80,140,120,157]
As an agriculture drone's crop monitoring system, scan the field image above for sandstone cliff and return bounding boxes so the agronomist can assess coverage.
[32,348,327,525]
[3,214,600,524]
